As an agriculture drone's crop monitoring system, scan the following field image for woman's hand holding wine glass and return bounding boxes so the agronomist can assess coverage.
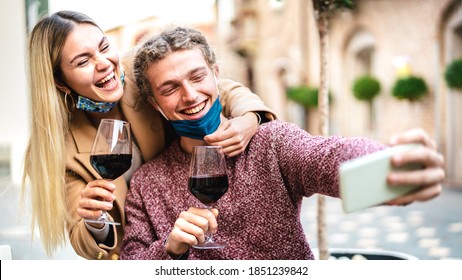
[78,179,117,227]
[84,119,132,226]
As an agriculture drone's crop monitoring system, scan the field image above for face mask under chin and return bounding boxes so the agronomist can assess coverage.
[73,71,125,113]
[75,95,118,113]
[169,97,222,140]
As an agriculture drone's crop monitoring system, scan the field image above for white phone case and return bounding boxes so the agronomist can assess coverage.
[339,144,423,213]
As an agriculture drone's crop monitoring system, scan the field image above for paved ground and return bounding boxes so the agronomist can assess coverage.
[1,173,461,260]
[301,185,462,260]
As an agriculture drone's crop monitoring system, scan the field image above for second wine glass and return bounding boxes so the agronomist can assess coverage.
[188,146,229,249]
[88,119,132,225]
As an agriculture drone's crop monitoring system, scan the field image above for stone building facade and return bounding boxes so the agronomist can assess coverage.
[224,0,462,185]
[105,0,462,185]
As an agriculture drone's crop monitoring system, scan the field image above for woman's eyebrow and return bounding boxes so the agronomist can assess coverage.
[70,36,107,64]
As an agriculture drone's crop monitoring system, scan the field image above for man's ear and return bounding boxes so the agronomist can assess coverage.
[213,65,220,79]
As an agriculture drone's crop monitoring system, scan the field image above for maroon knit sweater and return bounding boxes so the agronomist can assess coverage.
[120,120,385,260]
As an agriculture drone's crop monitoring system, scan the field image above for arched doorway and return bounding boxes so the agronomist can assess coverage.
[341,28,377,137]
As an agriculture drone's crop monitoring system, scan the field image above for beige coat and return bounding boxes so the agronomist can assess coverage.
[64,51,276,260]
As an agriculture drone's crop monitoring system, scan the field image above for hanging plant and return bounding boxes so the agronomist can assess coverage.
[391,76,428,101]
[352,75,381,101]
[286,85,332,108]
[444,58,462,90]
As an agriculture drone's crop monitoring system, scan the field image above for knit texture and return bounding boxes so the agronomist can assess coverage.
[120,120,385,260]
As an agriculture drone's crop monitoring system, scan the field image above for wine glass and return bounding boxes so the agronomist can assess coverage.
[88,119,132,225]
[188,146,229,249]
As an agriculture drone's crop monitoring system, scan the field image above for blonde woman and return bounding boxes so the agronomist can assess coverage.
[23,10,276,260]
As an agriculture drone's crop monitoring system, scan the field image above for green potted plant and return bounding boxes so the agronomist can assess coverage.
[352,75,381,101]
[391,76,428,101]
[444,58,462,91]
[351,75,381,130]
[286,85,332,108]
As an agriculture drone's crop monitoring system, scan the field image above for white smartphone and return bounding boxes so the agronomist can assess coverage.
[339,144,423,213]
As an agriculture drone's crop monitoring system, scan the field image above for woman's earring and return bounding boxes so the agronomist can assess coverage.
[62,90,75,110]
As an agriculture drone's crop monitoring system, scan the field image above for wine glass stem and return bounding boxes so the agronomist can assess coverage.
[205,232,213,243]
[99,211,109,221]
[204,205,215,244]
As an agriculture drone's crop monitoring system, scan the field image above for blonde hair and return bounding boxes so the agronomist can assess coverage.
[22,10,101,257]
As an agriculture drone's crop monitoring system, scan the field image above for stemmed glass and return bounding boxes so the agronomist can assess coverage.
[87,119,132,225]
[188,146,229,249]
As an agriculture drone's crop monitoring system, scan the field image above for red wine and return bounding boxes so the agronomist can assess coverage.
[90,154,132,180]
[188,174,229,205]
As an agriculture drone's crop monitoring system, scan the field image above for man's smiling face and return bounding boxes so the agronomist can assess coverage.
[146,48,219,121]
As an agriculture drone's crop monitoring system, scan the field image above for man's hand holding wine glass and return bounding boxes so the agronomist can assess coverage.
[165,207,219,259]
[164,146,228,258]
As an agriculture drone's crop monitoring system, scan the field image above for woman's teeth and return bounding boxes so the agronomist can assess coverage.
[96,72,115,88]
[183,102,205,115]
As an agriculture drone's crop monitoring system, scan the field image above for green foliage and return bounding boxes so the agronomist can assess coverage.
[286,85,332,108]
[444,58,462,90]
[352,75,381,101]
[392,76,428,101]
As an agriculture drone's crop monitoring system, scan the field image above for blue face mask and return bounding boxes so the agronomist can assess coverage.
[74,71,125,113]
[169,97,222,140]
[75,95,119,113]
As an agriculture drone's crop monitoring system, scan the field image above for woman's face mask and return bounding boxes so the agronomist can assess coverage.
[74,72,125,113]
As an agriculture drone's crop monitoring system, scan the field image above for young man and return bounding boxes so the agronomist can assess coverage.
[120,27,444,260]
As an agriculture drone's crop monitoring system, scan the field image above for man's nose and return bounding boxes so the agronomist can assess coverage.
[181,82,199,103]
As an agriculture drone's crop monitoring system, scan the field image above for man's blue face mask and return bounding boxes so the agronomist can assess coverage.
[169,96,222,140]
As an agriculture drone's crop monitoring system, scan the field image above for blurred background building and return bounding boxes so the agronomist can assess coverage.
[215,0,461,186]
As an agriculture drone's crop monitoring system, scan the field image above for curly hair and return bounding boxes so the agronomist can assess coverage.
[134,26,216,101]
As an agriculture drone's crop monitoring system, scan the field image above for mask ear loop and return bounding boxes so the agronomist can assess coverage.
[149,96,170,121]
[157,107,170,121]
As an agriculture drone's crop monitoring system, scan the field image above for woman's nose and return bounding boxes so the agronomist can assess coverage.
[94,55,111,71]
